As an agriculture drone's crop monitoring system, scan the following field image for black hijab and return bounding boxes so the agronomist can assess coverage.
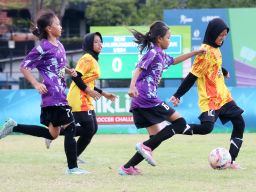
[82,32,103,61]
[203,18,229,48]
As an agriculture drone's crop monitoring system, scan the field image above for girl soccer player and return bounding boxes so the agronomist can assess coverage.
[119,21,206,175]
[0,9,87,174]
[171,18,245,169]
[45,32,117,164]
[68,32,117,162]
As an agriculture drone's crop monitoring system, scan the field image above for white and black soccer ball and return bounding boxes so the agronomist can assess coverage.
[208,147,231,169]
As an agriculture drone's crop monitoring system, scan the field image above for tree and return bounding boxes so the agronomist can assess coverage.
[30,0,70,22]
[84,0,256,26]
[135,0,184,25]
[85,0,138,26]
[186,0,256,8]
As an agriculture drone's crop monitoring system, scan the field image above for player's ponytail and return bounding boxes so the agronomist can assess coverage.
[130,20,169,54]
[130,29,151,54]
[31,23,40,38]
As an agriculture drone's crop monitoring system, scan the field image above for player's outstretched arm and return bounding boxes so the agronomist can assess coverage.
[173,49,206,65]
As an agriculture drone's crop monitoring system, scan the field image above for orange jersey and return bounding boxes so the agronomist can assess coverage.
[67,53,100,112]
[191,44,232,112]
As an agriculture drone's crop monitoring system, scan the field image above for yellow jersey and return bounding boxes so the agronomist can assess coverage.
[191,44,232,112]
[67,53,100,112]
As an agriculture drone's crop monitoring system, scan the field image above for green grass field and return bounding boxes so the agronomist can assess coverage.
[0,133,255,192]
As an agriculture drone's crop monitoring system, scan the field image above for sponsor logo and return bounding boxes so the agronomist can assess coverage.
[180,15,193,24]
[192,29,201,40]
[201,16,219,23]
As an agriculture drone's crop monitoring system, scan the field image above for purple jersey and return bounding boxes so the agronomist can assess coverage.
[131,46,174,110]
[20,39,68,107]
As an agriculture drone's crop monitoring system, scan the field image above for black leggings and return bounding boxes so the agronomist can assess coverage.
[76,120,98,157]
[189,121,214,135]
[189,114,244,139]
[60,116,98,157]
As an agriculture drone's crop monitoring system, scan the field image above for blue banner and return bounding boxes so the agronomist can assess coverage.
[0,88,255,133]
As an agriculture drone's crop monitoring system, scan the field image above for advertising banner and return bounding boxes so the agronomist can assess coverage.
[0,89,255,133]
[229,8,256,86]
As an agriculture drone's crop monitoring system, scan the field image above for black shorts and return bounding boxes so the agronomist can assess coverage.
[199,100,244,124]
[73,110,96,123]
[40,106,75,127]
[132,102,175,129]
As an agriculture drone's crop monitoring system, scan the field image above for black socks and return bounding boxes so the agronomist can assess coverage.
[229,137,243,161]
[143,118,186,149]
[63,122,78,169]
[13,124,54,139]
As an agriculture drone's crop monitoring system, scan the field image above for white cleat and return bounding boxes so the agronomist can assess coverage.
[45,139,52,149]
[0,118,17,139]
[66,167,90,175]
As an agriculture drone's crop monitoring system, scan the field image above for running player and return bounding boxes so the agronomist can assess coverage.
[171,18,245,169]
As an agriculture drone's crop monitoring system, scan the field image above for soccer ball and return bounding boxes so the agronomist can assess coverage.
[208,147,231,169]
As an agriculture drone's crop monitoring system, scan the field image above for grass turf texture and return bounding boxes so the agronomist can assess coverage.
[0,133,255,192]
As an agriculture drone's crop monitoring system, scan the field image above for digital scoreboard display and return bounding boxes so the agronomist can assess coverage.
[91,26,191,79]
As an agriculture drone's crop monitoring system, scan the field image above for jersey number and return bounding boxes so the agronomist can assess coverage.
[66,108,71,117]
[161,103,170,110]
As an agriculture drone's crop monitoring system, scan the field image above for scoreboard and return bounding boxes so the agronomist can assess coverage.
[91,26,191,79]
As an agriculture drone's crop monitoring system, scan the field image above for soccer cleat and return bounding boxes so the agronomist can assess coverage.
[65,167,90,175]
[118,166,142,176]
[45,139,52,149]
[77,157,86,164]
[0,118,17,139]
[136,143,156,166]
[228,161,245,170]
[132,166,142,174]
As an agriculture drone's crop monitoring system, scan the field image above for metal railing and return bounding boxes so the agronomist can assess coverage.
[0,49,83,89]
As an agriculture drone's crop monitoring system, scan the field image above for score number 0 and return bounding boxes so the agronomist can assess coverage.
[112,57,122,72]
